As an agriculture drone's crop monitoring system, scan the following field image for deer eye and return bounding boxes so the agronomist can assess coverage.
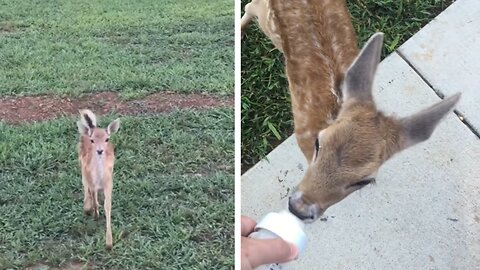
[90,139,94,143]
[313,138,320,160]
[105,138,109,142]
[349,178,375,189]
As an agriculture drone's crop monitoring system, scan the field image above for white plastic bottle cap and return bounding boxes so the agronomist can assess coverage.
[254,211,307,256]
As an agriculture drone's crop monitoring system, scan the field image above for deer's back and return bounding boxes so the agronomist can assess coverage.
[270,0,359,160]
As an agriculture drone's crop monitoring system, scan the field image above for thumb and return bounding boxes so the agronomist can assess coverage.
[246,237,298,267]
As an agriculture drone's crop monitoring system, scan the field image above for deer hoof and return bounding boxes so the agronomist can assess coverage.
[83,207,92,216]
[93,209,99,219]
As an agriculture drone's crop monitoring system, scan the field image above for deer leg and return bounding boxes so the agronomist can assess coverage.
[82,177,93,215]
[92,189,99,219]
[242,0,271,34]
[104,182,113,250]
[241,2,256,34]
[241,0,283,52]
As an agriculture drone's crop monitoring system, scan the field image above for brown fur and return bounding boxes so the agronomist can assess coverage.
[242,0,460,221]
[297,101,403,210]
[243,0,358,162]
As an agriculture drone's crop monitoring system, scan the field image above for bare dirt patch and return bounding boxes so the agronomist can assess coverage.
[0,92,233,124]
[26,261,92,270]
[0,21,28,35]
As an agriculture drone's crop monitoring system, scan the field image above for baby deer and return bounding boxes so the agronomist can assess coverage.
[242,0,460,222]
[77,109,120,249]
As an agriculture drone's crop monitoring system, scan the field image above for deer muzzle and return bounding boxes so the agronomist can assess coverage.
[288,191,323,222]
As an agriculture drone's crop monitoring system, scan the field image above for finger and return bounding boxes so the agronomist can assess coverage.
[241,216,257,236]
[245,237,297,267]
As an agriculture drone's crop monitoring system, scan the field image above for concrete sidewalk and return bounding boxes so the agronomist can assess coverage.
[241,0,480,269]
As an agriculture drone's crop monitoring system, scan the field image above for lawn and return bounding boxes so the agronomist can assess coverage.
[241,0,454,171]
[0,109,234,269]
[0,0,234,267]
[0,0,234,98]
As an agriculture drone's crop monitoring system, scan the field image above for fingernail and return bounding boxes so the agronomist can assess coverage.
[289,244,299,260]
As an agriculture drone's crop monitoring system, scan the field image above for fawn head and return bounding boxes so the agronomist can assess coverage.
[77,109,120,156]
[288,33,461,222]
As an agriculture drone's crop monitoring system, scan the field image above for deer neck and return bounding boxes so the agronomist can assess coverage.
[270,0,359,160]
[91,150,106,190]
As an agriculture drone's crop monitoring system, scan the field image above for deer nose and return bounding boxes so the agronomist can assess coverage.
[288,198,312,220]
[288,193,321,222]
[97,149,104,155]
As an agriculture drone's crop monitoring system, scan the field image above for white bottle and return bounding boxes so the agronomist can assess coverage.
[249,210,307,270]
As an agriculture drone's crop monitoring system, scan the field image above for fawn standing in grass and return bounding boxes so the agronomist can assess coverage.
[77,109,120,249]
[241,0,460,222]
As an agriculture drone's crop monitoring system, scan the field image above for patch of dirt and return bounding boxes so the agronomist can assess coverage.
[59,261,92,270]
[0,21,27,35]
[27,260,92,270]
[25,263,50,270]
[0,91,233,124]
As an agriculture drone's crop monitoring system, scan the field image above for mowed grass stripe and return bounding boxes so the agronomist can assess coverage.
[0,0,234,97]
[0,109,234,269]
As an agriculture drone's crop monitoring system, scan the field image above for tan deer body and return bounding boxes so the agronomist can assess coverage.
[242,0,460,222]
[243,0,359,162]
[77,110,120,249]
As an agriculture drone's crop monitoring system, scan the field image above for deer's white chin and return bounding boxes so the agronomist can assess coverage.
[302,209,325,223]
[302,217,316,224]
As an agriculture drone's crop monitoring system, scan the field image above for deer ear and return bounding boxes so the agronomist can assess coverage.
[79,109,97,129]
[77,121,90,135]
[343,32,384,103]
[400,93,461,149]
[107,118,120,135]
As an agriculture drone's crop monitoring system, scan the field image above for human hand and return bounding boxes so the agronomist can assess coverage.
[241,215,298,270]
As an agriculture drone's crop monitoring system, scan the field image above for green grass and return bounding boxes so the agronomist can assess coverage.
[241,0,454,171]
[0,0,233,98]
[0,109,234,269]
